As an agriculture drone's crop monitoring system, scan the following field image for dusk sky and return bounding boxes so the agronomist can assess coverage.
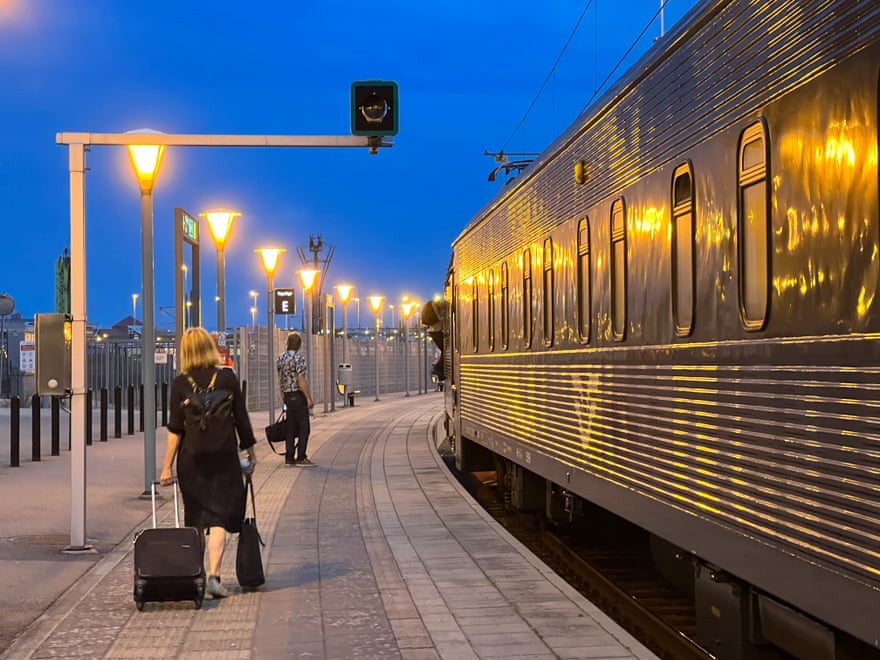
[0,0,697,330]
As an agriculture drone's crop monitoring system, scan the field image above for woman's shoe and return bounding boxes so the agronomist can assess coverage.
[206,575,230,598]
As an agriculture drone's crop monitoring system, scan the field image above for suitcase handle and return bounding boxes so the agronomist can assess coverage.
[151,480,182,528]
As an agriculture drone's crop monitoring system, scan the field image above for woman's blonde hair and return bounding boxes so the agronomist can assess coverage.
[180,327,221,373]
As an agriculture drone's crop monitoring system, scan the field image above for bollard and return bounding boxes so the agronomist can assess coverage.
[32,394,41,462]
[114,385,122,438]
[127,385,135,435]
[100,388,108,442]
[139,384,144,432]
[51,396,60,456]
[161,382,168,426]
[85,389,93,446]
[10,396,20,467]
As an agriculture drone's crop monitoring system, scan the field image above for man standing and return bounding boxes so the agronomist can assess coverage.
[276,332,315,466]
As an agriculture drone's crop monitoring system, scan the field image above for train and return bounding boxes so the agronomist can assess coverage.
[429,1,880,658]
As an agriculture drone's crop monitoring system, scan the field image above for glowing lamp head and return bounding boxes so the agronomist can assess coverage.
[368,295,384,314]
[298,269,319,292]
[255,247,285,276]
[335,284,354,304]
[126,129,166,194]
[201,210,241,249]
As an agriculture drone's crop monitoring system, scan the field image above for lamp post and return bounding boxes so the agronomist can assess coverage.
[335,284,354,364]
[249,290,259,329]
[127,130,165,497]
[202,210,240,334]
[256,247,284,420]
[298,269,319,384]
[131,293,138,324]
[368,295,384,401]
[400,300,415,398]
[353,297,361,330]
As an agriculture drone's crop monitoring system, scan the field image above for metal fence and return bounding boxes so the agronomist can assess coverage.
[6,325,438,413]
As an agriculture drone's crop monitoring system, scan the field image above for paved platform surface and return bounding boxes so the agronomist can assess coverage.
[0,392,657,659]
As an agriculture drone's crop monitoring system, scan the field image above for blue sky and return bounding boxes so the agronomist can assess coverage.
[0,0,697,330]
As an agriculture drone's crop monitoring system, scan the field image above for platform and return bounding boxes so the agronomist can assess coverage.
[1,393,657,659]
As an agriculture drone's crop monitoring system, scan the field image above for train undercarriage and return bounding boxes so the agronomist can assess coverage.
[457,434,878,660]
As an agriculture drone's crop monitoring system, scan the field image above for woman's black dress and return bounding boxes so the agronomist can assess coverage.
[167,366,257,533]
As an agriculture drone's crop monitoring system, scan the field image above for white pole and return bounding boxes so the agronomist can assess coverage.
[65,143,91,552]
[140,190,157,497]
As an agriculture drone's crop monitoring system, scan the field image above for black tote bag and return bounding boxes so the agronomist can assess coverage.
[236,476,265,588]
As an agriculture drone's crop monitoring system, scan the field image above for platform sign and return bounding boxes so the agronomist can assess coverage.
[274,288,297,315]
[181,211,199,245]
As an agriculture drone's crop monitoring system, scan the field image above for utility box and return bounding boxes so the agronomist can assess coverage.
[35,313,71,396]
[337,364,352,386]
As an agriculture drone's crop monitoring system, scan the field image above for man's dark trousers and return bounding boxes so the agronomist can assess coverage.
[283,390,311,462]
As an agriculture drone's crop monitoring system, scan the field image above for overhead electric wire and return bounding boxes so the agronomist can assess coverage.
[497,1,668,155]
[498,0,594,154]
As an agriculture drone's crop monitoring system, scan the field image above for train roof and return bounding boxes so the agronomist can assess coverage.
[453,0,717,247]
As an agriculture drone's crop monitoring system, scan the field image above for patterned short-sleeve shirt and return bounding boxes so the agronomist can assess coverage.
[277,350,308,393]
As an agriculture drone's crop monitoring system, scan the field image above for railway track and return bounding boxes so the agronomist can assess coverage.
[465,475,713,660]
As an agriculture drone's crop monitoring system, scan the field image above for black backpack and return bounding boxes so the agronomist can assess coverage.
[182,370,234,456]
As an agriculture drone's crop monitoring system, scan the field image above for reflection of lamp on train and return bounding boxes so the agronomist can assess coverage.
[368,295,384,401]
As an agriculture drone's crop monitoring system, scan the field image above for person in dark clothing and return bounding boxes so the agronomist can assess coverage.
[276,332,315,466]
[160,327,257,598]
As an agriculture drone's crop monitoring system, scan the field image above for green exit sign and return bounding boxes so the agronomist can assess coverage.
[182,212,199,245]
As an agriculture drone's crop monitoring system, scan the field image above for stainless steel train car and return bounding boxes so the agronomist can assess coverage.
[440,1,880,657]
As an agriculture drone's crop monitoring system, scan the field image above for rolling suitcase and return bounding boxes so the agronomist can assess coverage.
[133,480,205,610]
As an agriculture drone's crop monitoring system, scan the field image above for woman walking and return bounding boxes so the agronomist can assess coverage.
[160,327,257,598]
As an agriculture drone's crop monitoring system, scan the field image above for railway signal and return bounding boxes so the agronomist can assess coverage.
[350,80,399,136]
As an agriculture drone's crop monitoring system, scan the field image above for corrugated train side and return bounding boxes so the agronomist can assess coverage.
[443,1,880,657]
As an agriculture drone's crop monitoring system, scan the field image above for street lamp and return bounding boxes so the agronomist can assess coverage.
[127,129,165,497]
[353,297,361,329]
[368,295,384,401]
[201,209,240,333]
[250,306,257,329]
[131,293,138,324]
[335,284,354,364]
[400,299,416,398]
[298,269,319,381]
[249,290,259,329]
[256,247,285,420]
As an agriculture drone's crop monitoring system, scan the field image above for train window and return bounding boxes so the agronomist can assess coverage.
[487,269,496,352]
[738,121,769,329]
[576,218,591,342]
[501,262,509,350]
[672,163,695,337]
[523,248,533,348]
[471,277,479,352]
[543,238,554,347]
[611,199,627,340]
